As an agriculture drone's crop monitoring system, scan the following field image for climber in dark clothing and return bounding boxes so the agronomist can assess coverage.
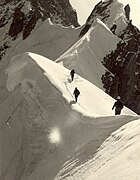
[73,87,80,102]
[110,24,117,34]
[112,96,124,115]
[70,69,75,81]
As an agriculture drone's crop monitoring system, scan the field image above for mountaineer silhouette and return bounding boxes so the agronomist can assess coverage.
[70,69,75,81]
[73,87,80,102]
[110,24,117,34]
[112,96,124,115]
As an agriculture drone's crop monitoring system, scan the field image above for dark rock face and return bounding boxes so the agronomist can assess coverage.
[0,0,79,60]
[86,0,112,23]
[1,0,79,36]
[79,0,113,37]
[9,7,25,39]
[102,22,140,114]
[84,0,140,114]
[124,4,130,20]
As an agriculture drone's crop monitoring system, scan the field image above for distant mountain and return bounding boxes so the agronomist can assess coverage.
[0,0,79,60]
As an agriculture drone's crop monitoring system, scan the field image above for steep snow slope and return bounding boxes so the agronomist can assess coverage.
[0,0,81,106]
[55,119,140,180]
[6,19,82,61]
[86,120,140,180]
[0,0,79,64]
[0,19,82,65]
[0,20,82,105]
[7,52,132,116]
[56,19,120,90]
[0,52,138,180]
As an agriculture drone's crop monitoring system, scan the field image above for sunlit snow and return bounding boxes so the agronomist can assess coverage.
[49,127,61,144]
[0,51,139,180]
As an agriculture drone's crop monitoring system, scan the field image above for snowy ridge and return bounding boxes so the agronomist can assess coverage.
[56,19,120,90]
[0,52,138,180]
[7,52,134,116]
[0,19,82,106]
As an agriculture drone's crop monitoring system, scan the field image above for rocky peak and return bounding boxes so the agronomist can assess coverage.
[0,0,79,64]
[78,0,140,114]
[0,0,79,40]
[79,0,126,37]
[102,18,140,114]
[124,4,130,20]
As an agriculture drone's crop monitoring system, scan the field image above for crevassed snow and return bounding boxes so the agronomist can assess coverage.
[0,52,138,180]
[56,19,120,89]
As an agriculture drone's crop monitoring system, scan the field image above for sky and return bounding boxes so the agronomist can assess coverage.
[70,0,140,29]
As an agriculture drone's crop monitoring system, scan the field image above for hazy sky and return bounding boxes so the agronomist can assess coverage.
[70,0,140,29]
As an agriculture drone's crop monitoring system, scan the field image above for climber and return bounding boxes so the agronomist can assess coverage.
[112,96,124,115]
[73,87,80,102]
[110,24,117,34]
[70,69,75,81]
[124,4,130,20]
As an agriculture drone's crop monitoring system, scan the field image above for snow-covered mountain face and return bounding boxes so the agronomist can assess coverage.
[0,0,79,38]
[0,0,79,60]
[0,0,81,105]
[56,19,120,90]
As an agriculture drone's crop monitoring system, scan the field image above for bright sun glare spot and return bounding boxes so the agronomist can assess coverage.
[49,127,61,144]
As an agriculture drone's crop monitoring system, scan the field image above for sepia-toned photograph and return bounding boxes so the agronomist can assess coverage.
[0,0,140,179]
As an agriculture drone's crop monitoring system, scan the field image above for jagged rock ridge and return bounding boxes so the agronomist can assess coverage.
[79,0,124,37]
[1,0,79,39]
[77,0,140,114]
[0,0,79,60]
[102,17,140,114]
